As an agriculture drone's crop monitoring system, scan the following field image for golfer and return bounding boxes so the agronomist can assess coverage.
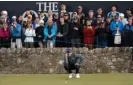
[64,48,83,78]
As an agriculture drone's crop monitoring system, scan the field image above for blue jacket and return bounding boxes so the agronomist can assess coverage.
[10,24,22,37]
[44,24,56,43]
[110,21,124,35]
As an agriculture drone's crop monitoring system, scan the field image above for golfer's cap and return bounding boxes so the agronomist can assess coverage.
[66,48,71,53]
[78,5,82,9]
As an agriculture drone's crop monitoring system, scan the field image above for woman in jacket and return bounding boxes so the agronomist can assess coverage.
[83,20,95,50]
[24,23,36,48]
[0,23,10,48]
[44,19,56,51]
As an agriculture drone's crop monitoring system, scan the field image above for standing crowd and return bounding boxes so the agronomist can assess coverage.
[0,4,133,50]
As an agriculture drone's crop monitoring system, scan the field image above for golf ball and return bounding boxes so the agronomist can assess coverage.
[65,81,67,83]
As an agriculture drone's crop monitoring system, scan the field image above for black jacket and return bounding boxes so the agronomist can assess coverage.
[70,23,82,38]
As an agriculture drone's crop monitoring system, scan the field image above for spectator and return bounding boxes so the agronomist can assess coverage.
[70,17,82,47]
[21,18,28,46]
[0,23,10,48]
[123,18,133,46]
[119,13,128,26]
[80,16,86,27]
[0,16,5,28]
[110,15,124,46]
[39,11,48,23]
[53,14,58,30]
[44,19,56,51]
[96,8,103,15]
[83,20,95,50]
[107,5,119,20]
[64,12,70,23]
[17,15,23,25]
[105,17,112,47]
[10,21,22,48]
[77,6,85,19]
[86,10,96,26]
[35,20,44,48]
[12,16,17,23]
[24,9,35,21]
[24,23,36,48]
[56,16,68,47]
[96,8,104,21]
[71,12,78,21]
[48,10,53,19]
[125,8,132,19]
[27,14,33,24]
[95,15,107,48]
[34,17,40,29]
[1,10,10,24]
[60,4,67,14]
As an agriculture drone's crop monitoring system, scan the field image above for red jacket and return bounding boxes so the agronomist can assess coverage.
[0,27,10,38]
[83,26,95,44]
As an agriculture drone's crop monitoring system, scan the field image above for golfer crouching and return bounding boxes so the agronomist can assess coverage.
[64,48,83,79]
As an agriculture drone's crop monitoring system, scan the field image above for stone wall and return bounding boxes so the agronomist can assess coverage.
[0,47,133,74]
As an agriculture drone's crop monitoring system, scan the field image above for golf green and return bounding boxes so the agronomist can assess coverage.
[0,74,133,85]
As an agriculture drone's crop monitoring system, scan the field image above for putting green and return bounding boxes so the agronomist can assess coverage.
[0,74,133,85]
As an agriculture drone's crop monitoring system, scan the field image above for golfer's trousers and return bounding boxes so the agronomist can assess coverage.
[64,63,80,74]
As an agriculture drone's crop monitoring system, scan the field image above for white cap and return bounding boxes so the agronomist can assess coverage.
[2,11,8,15]
[40,20,44,24]
[12,16,17,19]
[120,13,124,17]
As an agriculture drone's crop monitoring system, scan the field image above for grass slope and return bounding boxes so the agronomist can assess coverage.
[0,74,133,85]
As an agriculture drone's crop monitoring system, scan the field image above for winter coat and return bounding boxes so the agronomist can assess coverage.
[110,21,124,35]
[83,26,95,44]
[44,24,56,43]
[10,23,22,37]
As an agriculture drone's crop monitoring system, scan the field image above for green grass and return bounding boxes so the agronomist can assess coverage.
[0,74,133,85]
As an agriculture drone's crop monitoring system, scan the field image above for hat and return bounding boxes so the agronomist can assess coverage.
[119,13,124,17]
[97,15,102,18]
[66,48,71,53]
[2,11,8,15]
[39,20,44,24]
[12,16,17,19]
[78,5,82,9]
[64,12,69,16]
[127,8,132,11]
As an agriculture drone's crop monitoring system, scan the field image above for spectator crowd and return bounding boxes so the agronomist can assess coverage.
[0,4,133,50]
